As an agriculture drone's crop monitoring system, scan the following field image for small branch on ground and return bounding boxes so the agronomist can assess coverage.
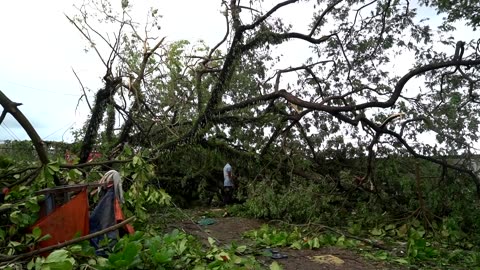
[268,220,391,250]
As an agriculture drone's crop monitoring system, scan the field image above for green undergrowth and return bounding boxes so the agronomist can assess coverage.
[225,175,480,269]
[242,222,480,269]
[11,230,269,270]
[2,154,480,269]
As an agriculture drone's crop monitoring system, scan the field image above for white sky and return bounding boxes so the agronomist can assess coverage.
[0,0,226,142]
[0,0,474,143]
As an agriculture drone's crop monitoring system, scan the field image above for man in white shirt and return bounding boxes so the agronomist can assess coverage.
[223,163,234,204]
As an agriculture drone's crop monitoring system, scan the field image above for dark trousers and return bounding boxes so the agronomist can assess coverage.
[223,186,234,205]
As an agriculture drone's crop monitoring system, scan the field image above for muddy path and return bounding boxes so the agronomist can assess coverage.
[171,211,404,270]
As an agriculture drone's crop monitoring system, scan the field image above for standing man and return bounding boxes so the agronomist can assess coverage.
[223,163,234,205]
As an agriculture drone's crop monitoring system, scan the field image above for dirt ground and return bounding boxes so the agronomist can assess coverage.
[171,212,403,270]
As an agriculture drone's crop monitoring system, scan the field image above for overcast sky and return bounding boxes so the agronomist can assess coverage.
[0,0,226,142]
[0,1,473,143]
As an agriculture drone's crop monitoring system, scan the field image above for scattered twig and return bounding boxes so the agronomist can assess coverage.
[170,201,221,245]
[268,219,391,250]
[72,67,92,111]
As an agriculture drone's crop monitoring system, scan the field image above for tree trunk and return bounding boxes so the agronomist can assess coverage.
[78,76,121,163]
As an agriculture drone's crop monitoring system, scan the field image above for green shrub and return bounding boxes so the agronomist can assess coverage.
[235,179,349,224]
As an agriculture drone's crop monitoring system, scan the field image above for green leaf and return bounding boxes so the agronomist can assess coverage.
[397,224,408,237]
[415,238,427,249]
[133,156,140,166]
[235,245,247,253]
[153,250,173,264]
[214,251,230,261]
[37,249,76,270]
[0,203,13,211]
[394,258,409,265]
[68,169,82,180]
[25,199,40,212]
[384,224,396,231]
[45,249,72,263]
[312,237,321,248]
[27,259,35,270]
[370,228,384,236]
[43,261,74,270]
[32,227,42,239]
[47,164,60,172]
[208,237,216,246]
[37,233,52,242]
[178,238,187,254]
[290,241,302,250]
[270,261,283,270]
[123,242,140,263]
[374,251,388,260]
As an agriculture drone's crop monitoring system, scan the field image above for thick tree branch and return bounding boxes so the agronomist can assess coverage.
[241,0,299,31]
[0,91,50,167]
[309,0,343,37]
